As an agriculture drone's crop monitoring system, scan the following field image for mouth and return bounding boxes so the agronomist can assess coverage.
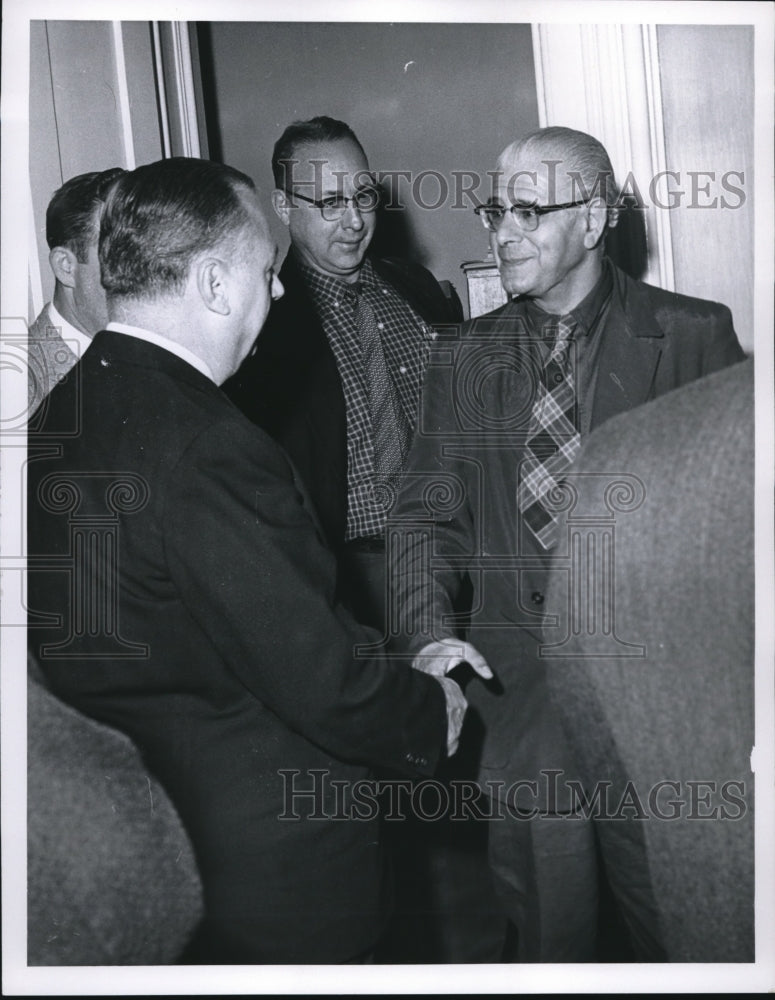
[499,256,533,266]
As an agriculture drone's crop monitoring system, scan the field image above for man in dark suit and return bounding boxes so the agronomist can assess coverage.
[27,157,470,965]
[389,126,746,960]
[543,359,754,962]
[223,116,462,630]
[222,116,503,964]
[28,167,125,414]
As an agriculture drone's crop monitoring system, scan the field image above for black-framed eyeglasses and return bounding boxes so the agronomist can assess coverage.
[474,198,592,233]
[283,186,381,221]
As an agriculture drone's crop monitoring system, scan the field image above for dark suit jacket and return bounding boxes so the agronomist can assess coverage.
[223,253,462,551]
[544,359,754,961]
[390,262,745,796]
[27,331,448,964]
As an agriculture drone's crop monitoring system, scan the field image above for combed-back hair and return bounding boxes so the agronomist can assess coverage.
[503,126,620,207]
[46,167,126,261]
[271,116,367,189]
[99,157,257,300]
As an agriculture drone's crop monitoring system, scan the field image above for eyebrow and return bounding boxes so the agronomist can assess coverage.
[317,174,377,198]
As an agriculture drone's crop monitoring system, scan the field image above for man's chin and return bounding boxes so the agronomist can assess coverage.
[334,247,367,268]
[497,268,535,299]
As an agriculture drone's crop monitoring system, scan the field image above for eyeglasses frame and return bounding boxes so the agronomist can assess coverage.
[282,185,381,220]
[474,197,594,233]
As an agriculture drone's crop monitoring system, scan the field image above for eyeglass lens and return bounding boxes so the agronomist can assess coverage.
[479,205,538,232]
[322,188,379,218]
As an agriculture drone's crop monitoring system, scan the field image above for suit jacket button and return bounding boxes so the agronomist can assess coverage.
[416,756,428,768]
[531,591,544,605]
[405,752,416,765]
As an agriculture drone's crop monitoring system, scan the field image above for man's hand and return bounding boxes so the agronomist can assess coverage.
[412,639,493,681]
[435,675,467,756]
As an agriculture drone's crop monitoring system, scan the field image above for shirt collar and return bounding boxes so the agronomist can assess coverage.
[105,322,215,382]
[297,254,374,307]
[47,302,93,358]
[524,257,613,339]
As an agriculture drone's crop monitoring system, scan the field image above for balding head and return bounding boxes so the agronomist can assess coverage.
[100,157,283,383]
[100,158,260,302]
[496,126,619,209]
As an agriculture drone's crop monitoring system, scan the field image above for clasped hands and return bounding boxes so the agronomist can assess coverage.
[412,639,493,757]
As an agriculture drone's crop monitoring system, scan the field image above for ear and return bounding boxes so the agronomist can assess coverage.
[582,198,609,250]
[197,258,231,316]
[271,189,291,226]
[49,246,78,288]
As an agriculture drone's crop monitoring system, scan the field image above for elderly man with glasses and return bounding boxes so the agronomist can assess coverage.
[388,125,745,961]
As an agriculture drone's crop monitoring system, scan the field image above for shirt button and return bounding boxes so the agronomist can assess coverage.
[334,300,340,308]
[382,289,389,295]
[377,322,385,330]
[399,365,407,374]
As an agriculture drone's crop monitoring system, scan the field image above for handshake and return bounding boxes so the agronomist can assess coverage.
[411,639,493,756]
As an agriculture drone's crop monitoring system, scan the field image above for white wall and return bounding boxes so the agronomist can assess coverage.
[533,22,754,352]
[658,25,754,352]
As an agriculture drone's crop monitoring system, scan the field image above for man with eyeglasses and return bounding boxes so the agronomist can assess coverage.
[388,126,745,961]
[224,116,461,632]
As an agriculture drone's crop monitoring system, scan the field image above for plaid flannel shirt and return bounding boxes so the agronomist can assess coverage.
[300,258,436,540]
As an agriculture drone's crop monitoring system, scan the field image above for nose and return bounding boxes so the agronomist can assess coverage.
[495,209,525,245]
[341,200,364,230]
[272,274,284,300]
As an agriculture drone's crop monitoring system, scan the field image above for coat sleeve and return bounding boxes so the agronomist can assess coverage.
[162,417,448,777]
[388,331,475,656]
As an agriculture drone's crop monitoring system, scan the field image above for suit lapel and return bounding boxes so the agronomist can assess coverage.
[590,266,665,429]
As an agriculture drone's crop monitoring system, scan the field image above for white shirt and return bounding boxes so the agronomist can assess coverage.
[47,302,93,359]
[105,322,215,383]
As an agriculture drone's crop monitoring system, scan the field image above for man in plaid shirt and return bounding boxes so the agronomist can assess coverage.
[224,116,461,630]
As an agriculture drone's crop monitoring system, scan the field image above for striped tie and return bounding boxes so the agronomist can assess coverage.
[517,318,580,550]
[355,291,410,481]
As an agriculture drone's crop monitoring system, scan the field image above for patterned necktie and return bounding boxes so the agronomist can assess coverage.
[355,291,410,481]
[517,318,581,550]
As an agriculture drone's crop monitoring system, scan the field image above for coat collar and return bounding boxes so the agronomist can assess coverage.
[88,330,220,395]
